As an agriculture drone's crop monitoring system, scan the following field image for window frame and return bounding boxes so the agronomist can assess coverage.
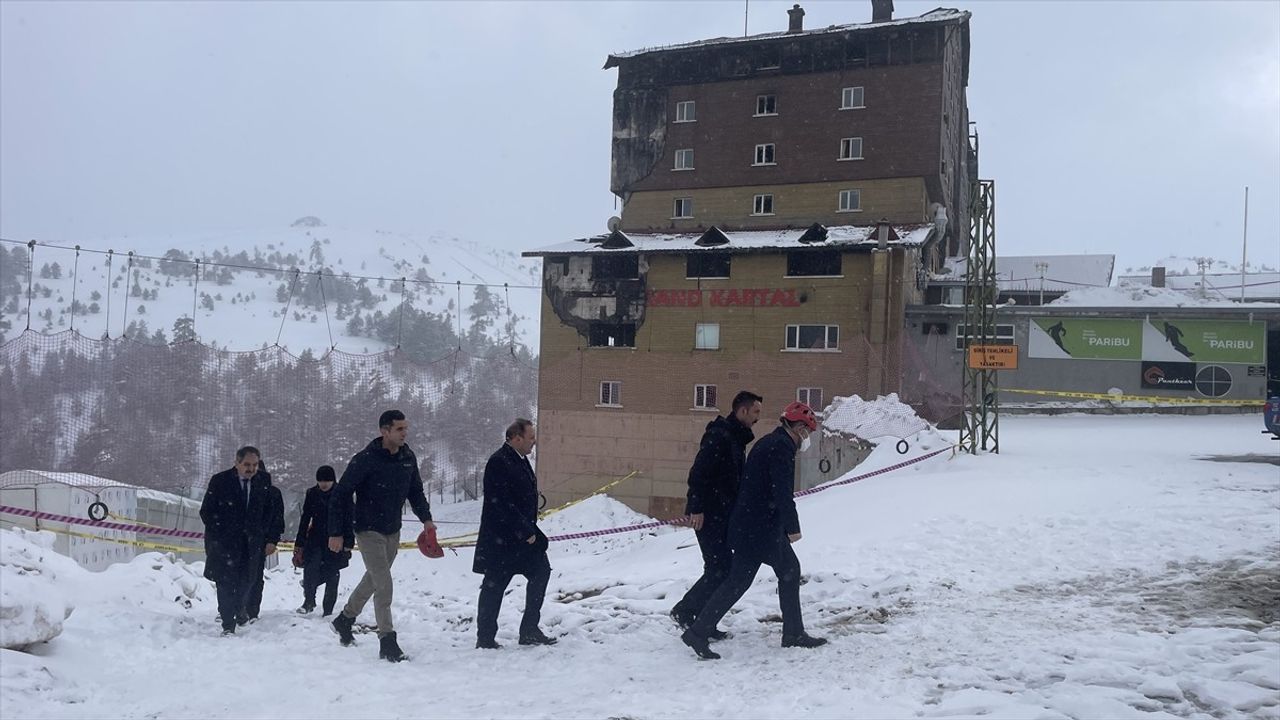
[686,253,731,279]
[838,189,862,213]
[675,100,696,123]
[588,322,636,348]
[598,380,623,408]
[752,193,775,216]
[754,94,777,117]
[753,143,776,166]
[674,148,695,171]
[838,137,864,161]
[954,323,1016,351]
[693,384,719,410]
[785,250,843,278]
[840,86,865,110]
[695,322,721,350]
[796,387,824,410]
[672,197,694,219]
[785,324,840,352]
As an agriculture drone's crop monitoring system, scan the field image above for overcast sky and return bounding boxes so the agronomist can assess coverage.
[1,0,1277,275]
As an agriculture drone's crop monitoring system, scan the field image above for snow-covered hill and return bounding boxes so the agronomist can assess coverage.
[0,220,544,353]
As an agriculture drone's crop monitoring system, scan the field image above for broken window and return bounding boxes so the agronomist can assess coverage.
[687,253,730,278]
[786,250,841,277]
[589,323,636,348]
[591,254,639,280]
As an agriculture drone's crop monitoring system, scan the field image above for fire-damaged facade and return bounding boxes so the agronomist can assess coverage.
[523,3,976,517]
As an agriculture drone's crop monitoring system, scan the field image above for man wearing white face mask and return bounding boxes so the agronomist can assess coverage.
[681,401,827,659]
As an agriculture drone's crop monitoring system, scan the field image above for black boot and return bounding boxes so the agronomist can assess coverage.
[669,607,695,630]
[707,627,729,641]
[781,632,828,649]
[297,601,315,614]
[518,628,558,646]
[331,613,356,646]
[379,632,407,662]
[475,637,502,650]
[680,629,721,660]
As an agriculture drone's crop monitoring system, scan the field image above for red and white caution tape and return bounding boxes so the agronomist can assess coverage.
[0,505,204,539]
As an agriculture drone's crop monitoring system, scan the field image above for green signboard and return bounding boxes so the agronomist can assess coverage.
[1029,318,1142,360]
[1142,319,1265,364]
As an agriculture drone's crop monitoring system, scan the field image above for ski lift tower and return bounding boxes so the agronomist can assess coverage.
[960,125,1000,454]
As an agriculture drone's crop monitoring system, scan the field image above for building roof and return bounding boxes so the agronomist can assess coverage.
[605,8,970,67]
[523,223,936,258]
[1115,271,1280,302]
[938,254,1115,293]
[0,470,197,506]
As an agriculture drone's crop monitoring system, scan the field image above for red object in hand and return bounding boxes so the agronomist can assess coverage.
[291,547,304,568]
[417,526,444,559]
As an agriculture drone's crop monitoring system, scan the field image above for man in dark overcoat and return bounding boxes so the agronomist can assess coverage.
[681,402,829,659]
[472,418,556,649]
[199,445,278,635]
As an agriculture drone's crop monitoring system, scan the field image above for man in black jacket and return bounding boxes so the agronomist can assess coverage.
[681,402,828,659]
[199,446,277,636]
[243,472,285,622]
[328,409,435,663]
[473,418,556,649]
[295,465,352,616]
[670,390,762,636]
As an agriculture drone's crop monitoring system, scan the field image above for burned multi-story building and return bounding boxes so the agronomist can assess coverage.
[524,2,975,516]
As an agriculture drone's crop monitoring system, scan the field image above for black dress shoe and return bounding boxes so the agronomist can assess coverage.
[680,629,721,660]
[707,627,728,641]
[476,638,502,650]
[518,629,558,646]
[781,632,828,649]
[669,608,695,630]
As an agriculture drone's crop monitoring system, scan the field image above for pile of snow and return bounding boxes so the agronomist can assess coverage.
[540,494,671,555]
[820,392,932,441]
[0,529,77,650]
[1049,280,1280,308]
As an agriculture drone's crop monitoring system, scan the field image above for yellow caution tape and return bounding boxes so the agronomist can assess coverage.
[1003,388,1266,406]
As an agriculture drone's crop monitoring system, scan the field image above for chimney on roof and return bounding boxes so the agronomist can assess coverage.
[1151,266,1166,288]
[872,0,894,23]
[787,4,805,33]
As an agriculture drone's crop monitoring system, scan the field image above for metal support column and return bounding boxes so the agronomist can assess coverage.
[960,161,999,454]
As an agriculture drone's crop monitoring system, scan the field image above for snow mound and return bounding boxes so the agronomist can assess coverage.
[821,393,932,440]
[289,216,326,227]
[541,494,653,535]
[94,552,211,611]
[0,529,78,650]
[1049,280,1280,308]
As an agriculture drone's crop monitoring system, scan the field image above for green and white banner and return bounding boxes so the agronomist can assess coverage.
[1029,317,1265,364]
[1028,318,1141,360]
[1141,319,1265,364]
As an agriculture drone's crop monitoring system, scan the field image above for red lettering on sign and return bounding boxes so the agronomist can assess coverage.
[652,288,800,308]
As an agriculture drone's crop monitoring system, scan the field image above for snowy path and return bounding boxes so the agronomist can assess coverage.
[2,414,1277,719]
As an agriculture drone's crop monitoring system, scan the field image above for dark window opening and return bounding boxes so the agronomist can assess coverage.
[589,323,636,348]
[687,253,731,278]
[592,255,639,280]
[786,250,841,277]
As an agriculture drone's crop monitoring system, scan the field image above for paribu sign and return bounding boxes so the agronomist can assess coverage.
[1029,318,1265,364]
[647,288,803,308]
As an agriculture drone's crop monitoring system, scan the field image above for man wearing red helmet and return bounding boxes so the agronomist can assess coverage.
[680,401,828,659]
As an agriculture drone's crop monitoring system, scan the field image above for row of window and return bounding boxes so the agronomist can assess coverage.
[673,138,863,172]
[599,380,824,412]
[673,189,860,220]
[674,87,866,123]
[591,322,841,352]
[591,251,843,281]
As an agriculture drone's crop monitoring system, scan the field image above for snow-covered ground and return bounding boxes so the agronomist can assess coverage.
[2,414,1278,719]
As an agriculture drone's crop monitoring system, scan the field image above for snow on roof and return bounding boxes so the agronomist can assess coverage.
[1115,271,1280,302]
[524,224,935,257]
[0,470,137,490]
[606,8,969,65]
[940,254,1115,293]
[819,393,931,441]
[1047,281,1280,309]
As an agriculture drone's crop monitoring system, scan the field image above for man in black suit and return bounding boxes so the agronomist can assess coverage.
[199,446,277,635]
[472,418,556,649]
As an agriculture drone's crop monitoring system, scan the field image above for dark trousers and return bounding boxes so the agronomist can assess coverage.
[690,535,804,639]
[215,538,253,630]
[243,550,267,619]
[672,517,733,620]
[302,554,341,614]
[475,552,551,642]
